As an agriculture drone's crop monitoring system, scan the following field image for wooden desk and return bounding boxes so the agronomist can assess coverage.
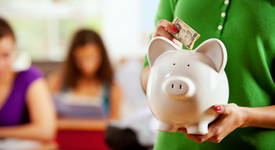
[58,118,108,131]
[56,118,110,150]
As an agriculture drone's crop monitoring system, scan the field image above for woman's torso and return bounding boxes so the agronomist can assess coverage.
[153,0,275,149]
[53,79,111,119]
[0,66,42,126]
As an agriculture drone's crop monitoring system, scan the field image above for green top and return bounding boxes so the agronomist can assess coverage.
[143,0,275,149]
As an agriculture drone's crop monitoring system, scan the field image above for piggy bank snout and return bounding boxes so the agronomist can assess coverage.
[163,77,195,99]
[164,80,188,96]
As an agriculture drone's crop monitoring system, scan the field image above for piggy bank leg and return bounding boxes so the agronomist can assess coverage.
[156,121,177,132]
[185,122,208,135]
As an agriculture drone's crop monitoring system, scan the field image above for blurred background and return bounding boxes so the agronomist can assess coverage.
[0,0,159,62]
[0,0,160,149]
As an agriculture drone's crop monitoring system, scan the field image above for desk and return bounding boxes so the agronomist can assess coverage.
[56,118,110,150]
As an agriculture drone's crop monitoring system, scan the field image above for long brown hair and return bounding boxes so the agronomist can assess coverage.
[62,29,113,88]
[0,17,15,41]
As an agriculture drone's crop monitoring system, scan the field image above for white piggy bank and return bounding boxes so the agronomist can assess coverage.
[146,37,229,135]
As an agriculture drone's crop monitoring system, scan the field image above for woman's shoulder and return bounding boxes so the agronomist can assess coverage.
[109,82,121,96]
[17,65,43,82]
[47,71,63,92]
[110,82,120,89]
[12,65,44,91]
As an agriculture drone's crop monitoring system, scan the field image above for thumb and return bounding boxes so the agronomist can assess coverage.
[213,104,233,115]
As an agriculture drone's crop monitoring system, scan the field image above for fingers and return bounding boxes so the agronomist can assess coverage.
[152,26,174,41]
[181,104,239,143]
[182,128,208,143]
[213,103,237,115]
[204,124,224,143]
[182,127,223,143]
[152,19,178,41]
[206,137,221,143]
[177,128,182,132]
[182,120,226,143]
[158,19,178,33]
[213,105,225,114]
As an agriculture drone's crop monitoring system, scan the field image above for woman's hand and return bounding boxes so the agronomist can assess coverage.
[182,103,248,143]
[152,19,178,41]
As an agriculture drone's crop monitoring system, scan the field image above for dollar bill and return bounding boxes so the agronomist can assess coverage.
[169,17,200,49]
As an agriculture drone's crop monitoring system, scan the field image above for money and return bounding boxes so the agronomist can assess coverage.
[169,17,200,49]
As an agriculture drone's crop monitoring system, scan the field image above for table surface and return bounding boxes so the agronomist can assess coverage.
[57,118,108,131]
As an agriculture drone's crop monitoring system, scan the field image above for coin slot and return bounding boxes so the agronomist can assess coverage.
[180,84,182,89]
[172,84,174,88]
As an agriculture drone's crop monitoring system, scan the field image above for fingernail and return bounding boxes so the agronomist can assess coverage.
[173,40,176,44]
[172,27,178,33]
[215,106,221,112]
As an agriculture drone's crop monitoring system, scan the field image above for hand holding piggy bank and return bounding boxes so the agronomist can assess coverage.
[146,37,229,135]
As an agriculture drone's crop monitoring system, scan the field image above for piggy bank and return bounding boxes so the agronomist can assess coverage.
[146,37,229,135]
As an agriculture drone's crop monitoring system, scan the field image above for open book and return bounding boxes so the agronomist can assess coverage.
[52,93,107,119]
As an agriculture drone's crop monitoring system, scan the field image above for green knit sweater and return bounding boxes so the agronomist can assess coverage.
[143,0,275,149]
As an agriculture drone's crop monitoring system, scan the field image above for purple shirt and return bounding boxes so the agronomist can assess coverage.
[0,66,43,126]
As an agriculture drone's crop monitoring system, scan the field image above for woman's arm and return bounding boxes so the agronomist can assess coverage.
[142,19,178,92]
[0,78,57,142]
[244,105,275,128]
[182,103,275,143]
[142,0,180,92]
[141,66,150,92]
[47,72,62,92]
[109,82,122,120]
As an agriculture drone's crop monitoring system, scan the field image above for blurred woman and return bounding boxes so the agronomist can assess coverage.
[48,29,121,120]
[0,17,56,146]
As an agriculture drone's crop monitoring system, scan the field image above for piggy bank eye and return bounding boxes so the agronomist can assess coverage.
[187,64,190,67]
[173,63,176,65]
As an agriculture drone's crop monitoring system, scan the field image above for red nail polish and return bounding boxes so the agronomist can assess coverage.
[182,128,186,132]
[215,106,221,111]
[172,27,178,33]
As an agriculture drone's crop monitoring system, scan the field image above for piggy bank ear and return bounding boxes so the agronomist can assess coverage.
[195,39,227,73]
[147,37,180,67]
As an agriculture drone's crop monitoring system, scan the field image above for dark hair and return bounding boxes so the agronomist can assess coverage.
[62,29,113,88]
[0,17,15,41]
